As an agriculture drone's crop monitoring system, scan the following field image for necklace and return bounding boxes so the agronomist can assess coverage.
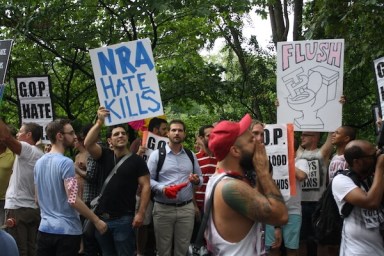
[217,169,251,185]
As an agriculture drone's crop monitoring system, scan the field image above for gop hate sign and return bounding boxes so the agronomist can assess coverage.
[16,76,54,142]
[90,38,164,126]
[141,131,169,162]
[264,124,296,200]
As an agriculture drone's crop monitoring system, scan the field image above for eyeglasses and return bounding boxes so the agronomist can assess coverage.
[61,130,76,136]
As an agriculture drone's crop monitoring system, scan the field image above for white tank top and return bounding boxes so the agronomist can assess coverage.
[204,173,266,255]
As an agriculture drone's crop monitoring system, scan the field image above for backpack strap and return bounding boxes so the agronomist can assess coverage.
[155,147,195,180]
[155,147,166,181]
[184,148,195,174]
[194,173,240,247]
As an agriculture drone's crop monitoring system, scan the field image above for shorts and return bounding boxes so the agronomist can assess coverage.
[265,214,302,249]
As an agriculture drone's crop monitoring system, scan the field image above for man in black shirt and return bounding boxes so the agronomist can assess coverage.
[84,106,151,256]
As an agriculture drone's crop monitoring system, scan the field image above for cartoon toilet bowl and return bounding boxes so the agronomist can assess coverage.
[285,66,338,129]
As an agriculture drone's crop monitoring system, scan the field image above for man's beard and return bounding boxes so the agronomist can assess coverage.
[239,150,256,187]
[170,137,184,144]
[63,138,74,149]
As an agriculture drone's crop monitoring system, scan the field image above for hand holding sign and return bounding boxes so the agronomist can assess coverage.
[164,182,189,199]
[97,106,110,124]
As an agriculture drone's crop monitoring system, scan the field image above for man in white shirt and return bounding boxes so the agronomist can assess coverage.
[0,119,43,256]
[332,140,384,255]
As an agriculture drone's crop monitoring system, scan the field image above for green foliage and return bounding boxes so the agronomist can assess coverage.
[304,0,384,142]
[1,0,277,131]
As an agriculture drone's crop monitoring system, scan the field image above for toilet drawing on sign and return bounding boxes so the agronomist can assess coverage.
[283,66,339,129]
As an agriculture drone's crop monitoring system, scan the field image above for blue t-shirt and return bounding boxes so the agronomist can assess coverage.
[34,153,82,235]
[0,230,19,256]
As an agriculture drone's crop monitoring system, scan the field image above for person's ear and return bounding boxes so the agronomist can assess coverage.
[230,145,241,158]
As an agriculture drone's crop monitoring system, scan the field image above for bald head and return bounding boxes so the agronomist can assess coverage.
[344,140,375,167]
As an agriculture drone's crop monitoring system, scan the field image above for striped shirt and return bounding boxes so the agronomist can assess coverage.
[195,150,217,209]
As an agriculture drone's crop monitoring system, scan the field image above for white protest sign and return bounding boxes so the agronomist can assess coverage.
[264,124,296,200]
[90,38,164,126]
[276,39,344,132]
[301,159,321,190]
[141,131,169,162]
[374,56,384,117]
[16,76,54,143]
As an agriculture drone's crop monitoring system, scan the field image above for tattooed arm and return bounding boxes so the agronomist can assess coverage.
[221,141,288,226]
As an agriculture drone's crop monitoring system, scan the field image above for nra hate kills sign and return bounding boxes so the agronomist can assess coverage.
[90,38,164,126]
[16,76,54,142]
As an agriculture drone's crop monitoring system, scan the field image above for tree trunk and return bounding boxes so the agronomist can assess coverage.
[293,0,303,40]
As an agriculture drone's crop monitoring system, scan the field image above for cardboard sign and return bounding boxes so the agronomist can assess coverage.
[276,39,344,131]
[141,131,169,162]
[0,39,13,102]
[0,39,13,85]
[301,159,321,190]
[374,56,384,117]
[90,39,164,126]
[16,76,54,143]
[264,123,296,199]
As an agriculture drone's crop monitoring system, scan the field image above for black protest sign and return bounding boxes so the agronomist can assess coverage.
[0,40,13,85]
[374,57,384,117]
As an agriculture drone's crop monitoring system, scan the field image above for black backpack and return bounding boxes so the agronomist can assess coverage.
[312,170,360,245]
[154,147,195,181]
[151,147,195,200]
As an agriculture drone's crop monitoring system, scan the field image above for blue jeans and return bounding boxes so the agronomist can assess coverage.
[95,215,135,256]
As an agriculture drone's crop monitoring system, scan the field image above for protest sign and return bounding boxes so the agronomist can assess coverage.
[141,131,169,162]
[90,38,164,126]
[0,39,13,103]
[264,123,296,200]
[0,39,12,85]
[374,56,384,118]
[16,76,54,142]
[276,39,344,131]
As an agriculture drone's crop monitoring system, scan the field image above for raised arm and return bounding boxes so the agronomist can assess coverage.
[220,141,288,226]
[84,106,109,160]
[320,132,333,161]
[343,154,384,210]
[0,119,22,155]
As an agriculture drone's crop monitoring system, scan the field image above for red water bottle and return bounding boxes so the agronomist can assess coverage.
[5,218,16,228]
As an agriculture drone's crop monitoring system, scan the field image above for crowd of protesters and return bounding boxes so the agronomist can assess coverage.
[1,106,384,256]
